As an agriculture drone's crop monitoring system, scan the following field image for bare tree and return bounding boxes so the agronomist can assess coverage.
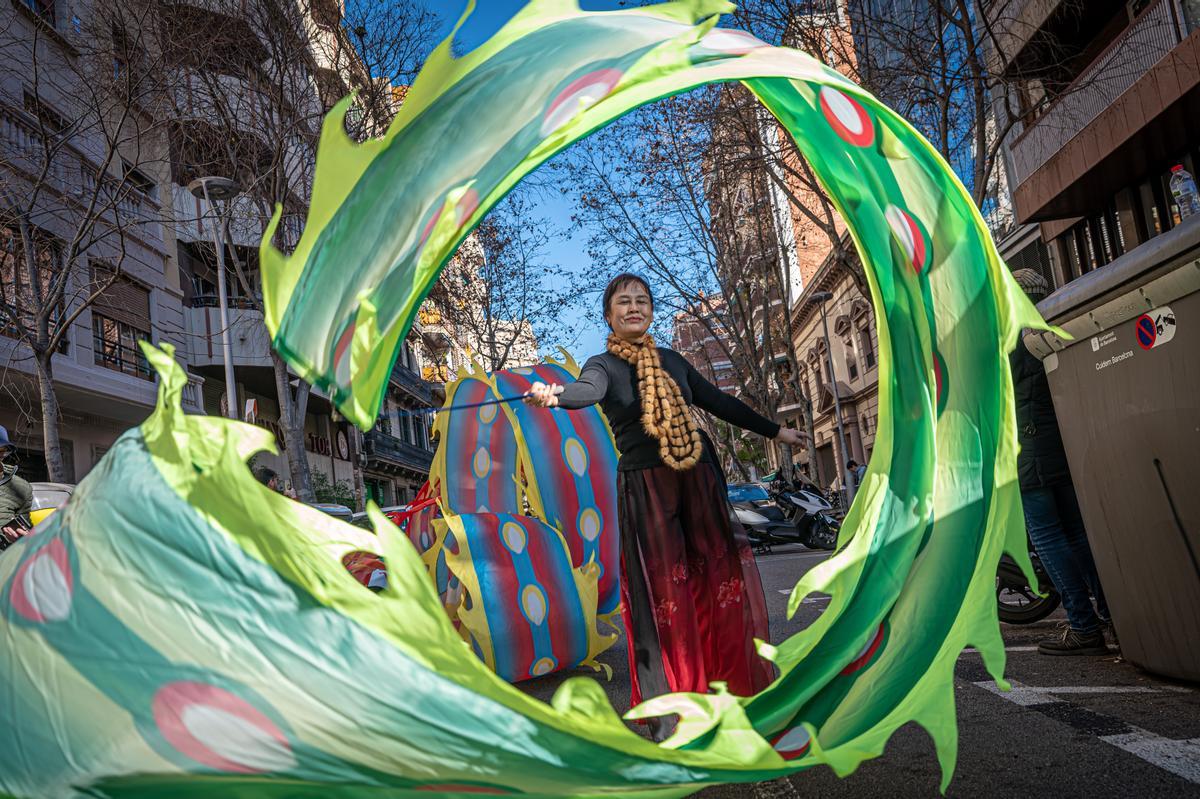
[158,0,438,501]
[1,0,179,480]
[558,86,811,478]
[425,193,574,373]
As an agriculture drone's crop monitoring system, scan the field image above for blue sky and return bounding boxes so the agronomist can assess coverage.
[428,1,653,363]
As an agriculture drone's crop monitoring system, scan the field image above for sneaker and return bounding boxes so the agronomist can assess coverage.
[1038,626,1110,656]
[1099,618,1119,649]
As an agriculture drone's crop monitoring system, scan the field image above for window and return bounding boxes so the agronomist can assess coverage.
[92,313,151,379]
[18,0,56,27]
[122,161,157,200]
[858,326,876,370]
[23,91,68,136]
[1,223,65,342]
[90,266,151,378]
[845,349,858,382]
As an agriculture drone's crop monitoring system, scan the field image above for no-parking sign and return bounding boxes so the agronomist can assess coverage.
[1135,306,1176,350]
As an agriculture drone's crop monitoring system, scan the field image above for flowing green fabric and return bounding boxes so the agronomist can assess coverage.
[0,2,1050,796]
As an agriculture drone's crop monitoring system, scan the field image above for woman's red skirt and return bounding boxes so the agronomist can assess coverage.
[617,461,773,708]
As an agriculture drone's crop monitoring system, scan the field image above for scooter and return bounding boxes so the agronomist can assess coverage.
[996,536,1061,624]
[769,478,840,550]
[729,501,800,554]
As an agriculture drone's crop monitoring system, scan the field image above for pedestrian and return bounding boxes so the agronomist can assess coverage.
[255,466,280,492]
[1010,268,1112,656]
[0,426,32,551]
[526,273,804,739]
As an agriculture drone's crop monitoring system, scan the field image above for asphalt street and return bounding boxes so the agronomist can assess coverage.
[516,544,1200,798]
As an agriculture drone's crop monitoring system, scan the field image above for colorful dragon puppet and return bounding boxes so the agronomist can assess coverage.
[414,356,622,683]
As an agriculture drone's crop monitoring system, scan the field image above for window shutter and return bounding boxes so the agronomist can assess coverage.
[92,267,151,332]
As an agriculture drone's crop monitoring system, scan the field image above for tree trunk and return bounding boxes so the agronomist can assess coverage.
[271,350,315,502]
[34,351,67,482]
[803,401,818,480]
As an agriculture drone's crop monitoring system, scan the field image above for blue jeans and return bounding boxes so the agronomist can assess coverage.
[1020,483,1110,635]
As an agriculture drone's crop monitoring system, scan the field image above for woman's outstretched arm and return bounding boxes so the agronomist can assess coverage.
[526,357,609,409]
[685,359,782,439]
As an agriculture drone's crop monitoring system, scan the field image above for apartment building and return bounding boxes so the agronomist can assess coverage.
[1,0,206,482]
[0,0,442,506]
[986,0,1200,286]
[763,0,882,487]
[672,298,740,394]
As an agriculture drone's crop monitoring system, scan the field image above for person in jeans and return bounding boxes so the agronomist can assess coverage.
[1010,269,1112,655]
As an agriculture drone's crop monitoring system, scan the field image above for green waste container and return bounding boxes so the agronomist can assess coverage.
[1024,215,1200,682]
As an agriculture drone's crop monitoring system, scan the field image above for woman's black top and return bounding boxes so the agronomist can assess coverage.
[556,348,780,471]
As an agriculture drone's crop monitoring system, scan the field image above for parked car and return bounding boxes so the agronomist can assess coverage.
[30,482,75,526]
[349,505,410,529]
[308,503,354,523]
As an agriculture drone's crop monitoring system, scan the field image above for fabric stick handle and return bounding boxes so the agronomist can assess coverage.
[390,383,562,418]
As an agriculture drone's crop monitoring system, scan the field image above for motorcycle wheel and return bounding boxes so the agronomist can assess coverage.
[809,517,838,551]
[996,560,1060,624]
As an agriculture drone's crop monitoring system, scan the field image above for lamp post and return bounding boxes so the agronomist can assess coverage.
[811,290,854,502]
[189,176,240,420]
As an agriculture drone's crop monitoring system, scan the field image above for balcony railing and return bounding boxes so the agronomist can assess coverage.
[182,372,206,413]
[363,430,433,473]
[1,103,163,245]
[390,361,434,405]
[1009,0,1184,185]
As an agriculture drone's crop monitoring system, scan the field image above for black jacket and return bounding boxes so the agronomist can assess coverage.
[1010,339,1072,490]
[557,348,780,471]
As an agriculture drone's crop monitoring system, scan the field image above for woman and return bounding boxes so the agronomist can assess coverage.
[527,274,804,736]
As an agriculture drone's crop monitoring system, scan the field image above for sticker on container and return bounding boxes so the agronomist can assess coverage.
[1134,306,1176,351]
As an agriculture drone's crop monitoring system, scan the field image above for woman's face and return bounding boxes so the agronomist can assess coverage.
[606,282,653,340]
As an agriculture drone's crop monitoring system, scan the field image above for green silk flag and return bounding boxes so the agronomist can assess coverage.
[0,1,1050,796]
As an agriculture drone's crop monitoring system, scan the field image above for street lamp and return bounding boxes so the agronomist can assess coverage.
[811,290,854,503]
[189,176,241,420]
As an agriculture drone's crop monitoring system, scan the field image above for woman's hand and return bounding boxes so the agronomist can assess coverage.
[774,427,806,446]
[525,382,564,408]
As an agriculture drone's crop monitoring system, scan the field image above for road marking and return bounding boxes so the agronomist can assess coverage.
[765,551,830,561]
[973,680,1191,707]
[1099,732,1200,784]
[775,591,830,604]
[974,679,1200,784]
[960,645,1039,653]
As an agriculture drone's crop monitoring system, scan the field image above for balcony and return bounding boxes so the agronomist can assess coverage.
[0,103,163,247]
[1011,8,1200,222]
[182,372,206,414]
[983,0,1064,72]
[1009,0,1187,188]
[363,429,433,475]
[390,361,434,406]
[186,301,273,370]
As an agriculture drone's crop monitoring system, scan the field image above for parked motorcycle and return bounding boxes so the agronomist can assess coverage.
[728,484,801,554]
[996,536,1060,624]
[767,476,840,551]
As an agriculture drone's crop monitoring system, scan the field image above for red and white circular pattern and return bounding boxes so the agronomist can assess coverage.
[772,725,812,760]
[152,681,295,774]
[540,69,623,137]
[885,205,929,274]
[10,538,73,623]
[692,29,767,58]
[332,320,356,385]
[841,623,885,675]
[819,87,875,148]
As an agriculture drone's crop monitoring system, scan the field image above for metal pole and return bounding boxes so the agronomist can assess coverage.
[819,301,853,503]
[201,182,239,420]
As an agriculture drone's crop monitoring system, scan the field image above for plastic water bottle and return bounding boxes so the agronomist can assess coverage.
[1169,165,1200,220]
